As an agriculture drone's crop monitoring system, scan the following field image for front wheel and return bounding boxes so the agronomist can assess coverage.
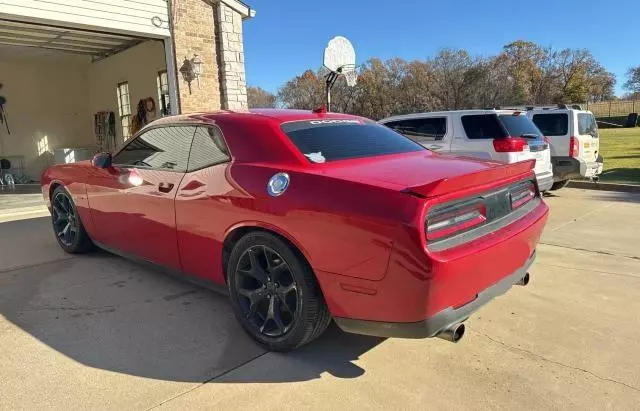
[51,186,94,253]
[227,231,331,351]
[550,180,570,191]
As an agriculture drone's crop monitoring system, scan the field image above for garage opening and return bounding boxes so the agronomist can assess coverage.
[0,19,173,184]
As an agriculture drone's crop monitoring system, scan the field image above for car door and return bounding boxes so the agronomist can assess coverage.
[175,125,233,284]
[383,116,451,152]
[87,126,195,270]
[576,112,600,166]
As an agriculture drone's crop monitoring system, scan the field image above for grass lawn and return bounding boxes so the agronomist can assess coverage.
[598,127,640,185]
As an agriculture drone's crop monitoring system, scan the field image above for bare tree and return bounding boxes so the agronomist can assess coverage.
[247,86,276,108]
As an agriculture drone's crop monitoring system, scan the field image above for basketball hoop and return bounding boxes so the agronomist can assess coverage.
[323,36,357,111]
[339,64,358,87]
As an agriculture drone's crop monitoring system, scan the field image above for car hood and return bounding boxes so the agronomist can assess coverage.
[315,152,534,197]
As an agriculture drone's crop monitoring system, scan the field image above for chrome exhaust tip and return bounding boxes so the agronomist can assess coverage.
[436,323,465,343]
[516,272,530,286]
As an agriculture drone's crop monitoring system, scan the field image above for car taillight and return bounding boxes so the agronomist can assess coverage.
[426,200,486,241]
[510,181,536,209]
[569,136,579,158]
[493,137,528,153]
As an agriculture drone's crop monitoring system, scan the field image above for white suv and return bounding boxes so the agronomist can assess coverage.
[526,106,603,191]
[380,110,554,192]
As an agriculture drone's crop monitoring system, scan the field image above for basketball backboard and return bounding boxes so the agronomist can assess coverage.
[323,36,356,73]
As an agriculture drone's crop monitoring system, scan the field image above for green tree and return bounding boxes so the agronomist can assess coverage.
[624,66,640,94]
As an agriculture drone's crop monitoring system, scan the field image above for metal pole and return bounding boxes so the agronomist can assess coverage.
[609,101,611,117]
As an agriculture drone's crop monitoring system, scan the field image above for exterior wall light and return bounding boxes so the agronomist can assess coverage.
[179,54,204,94]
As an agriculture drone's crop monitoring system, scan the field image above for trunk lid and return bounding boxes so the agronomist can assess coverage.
[316,151,535,197]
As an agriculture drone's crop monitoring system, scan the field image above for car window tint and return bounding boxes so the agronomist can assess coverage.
[461,114,507,139]
[531,113,568,136]
[384,117,447,142]
[113,126,195,172]
[578,113,598,138]
[187,126,231,171]
[498,115,542,139]
[281,120,424,162]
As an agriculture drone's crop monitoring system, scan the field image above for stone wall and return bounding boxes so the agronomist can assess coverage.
[214,1,248,110]
[171,0,221,113]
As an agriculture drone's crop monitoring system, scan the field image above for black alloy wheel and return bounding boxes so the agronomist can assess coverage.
[50,186,93,253]
[227,232,332,351]
[234,245,298,337]
[52,191,78,247]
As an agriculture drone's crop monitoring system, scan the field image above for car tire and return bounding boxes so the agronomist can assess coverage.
[51,186,94,253]
[550,180,570,191]
[227,231,331,351]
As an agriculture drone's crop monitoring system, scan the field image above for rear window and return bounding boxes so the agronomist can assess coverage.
[578,113,598,138]
[498,114,542,139]
[532,113,569,136]
[281,120,424,162]
[461,114,507,139]
[384,117,447,142]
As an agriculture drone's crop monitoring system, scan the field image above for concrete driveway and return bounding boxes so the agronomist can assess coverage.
[1,188,639,410]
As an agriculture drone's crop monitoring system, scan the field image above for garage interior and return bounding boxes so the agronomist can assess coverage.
[0,19,171,184]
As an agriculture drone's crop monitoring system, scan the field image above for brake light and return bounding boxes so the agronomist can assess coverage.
[569,136,579,158]
[510,181,536,209]
[493,137,529,153]
[426,200,486,241]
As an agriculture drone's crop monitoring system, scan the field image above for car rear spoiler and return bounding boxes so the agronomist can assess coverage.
[403,160,535,198]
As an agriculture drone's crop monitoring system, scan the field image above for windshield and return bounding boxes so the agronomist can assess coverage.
[281,120,425,162]
[578,113,599,138]
[498,115,543,139]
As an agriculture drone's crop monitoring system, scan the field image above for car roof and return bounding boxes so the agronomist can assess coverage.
[379,109,522,123]
[146,108,365,128]
[139,109,372,168]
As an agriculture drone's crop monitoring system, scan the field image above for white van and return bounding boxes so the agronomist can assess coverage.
[380,110,554,192]
[526,106,603,190]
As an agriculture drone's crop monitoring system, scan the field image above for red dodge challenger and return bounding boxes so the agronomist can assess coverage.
[41,109,548,351]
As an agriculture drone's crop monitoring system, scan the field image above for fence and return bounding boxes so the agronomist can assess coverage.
[585,100,639,118]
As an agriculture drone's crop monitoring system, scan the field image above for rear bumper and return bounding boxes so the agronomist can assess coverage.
[552,156,603,180]
[334,252,535,338]
[535,170,554,192]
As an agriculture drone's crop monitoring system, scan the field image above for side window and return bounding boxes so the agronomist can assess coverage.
[385,117,447,142]
[113,126,195,172]
[532,113,569,136]
[187,126,231,171]
[577,113,598,137]
[461,114,507,139]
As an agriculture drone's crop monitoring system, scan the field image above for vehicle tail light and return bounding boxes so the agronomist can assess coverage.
[493,137,528,153]
[569,136,579,158]
[426,200,486,241]
[510,181,536,209]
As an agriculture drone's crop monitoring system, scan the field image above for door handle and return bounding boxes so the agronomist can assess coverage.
[429,144,445,151]
[158,182,175,193]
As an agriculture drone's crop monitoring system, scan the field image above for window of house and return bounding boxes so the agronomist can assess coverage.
[36,135,49,156]
[157,71,170,116]
[384,117,447,142]
[113,126,195,172]
[116,82,132,140]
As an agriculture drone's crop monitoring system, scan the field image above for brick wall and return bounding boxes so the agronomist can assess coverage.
[171,0,221,113]
[215,2,248,109]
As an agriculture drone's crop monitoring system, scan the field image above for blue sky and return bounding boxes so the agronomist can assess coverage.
[243,0,637,96]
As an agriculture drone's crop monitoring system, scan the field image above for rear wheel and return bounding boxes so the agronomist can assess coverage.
[550,180,570,191]
[227,231,331,351]
[51,186,93,253]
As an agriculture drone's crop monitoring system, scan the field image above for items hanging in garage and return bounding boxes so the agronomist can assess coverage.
[131,97,156,135]
[0,83,9,135]
[94,111,116,152]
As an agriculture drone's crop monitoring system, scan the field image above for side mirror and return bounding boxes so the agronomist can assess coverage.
[92,152,112,169]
